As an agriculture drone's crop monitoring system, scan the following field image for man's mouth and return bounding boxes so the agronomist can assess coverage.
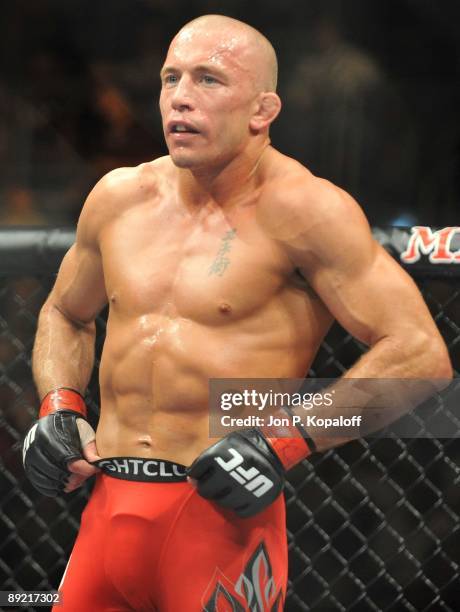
[169,123,200,134]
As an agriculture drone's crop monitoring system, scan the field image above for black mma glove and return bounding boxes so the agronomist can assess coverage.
[188,429,287,518]
[23,388,96,496]
[188,412,317,518]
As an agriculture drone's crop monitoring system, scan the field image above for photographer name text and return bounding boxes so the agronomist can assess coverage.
[220,414,362,428]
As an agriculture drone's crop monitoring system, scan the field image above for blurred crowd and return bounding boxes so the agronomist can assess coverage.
[0,0,459,226]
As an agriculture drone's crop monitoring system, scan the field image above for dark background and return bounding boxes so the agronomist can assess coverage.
[0,0,459,227]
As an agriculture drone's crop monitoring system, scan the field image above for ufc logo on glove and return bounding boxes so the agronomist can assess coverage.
[187,430,288,517]
[214,448,274,497]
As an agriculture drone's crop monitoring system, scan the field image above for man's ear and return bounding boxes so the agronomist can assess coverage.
[250,92,282,132]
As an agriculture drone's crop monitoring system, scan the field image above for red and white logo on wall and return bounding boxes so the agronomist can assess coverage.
[401,227,460,264]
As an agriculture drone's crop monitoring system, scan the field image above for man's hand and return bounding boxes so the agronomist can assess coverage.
[65,418,101,492]
[187,429,286,518]
[23,388,101,496]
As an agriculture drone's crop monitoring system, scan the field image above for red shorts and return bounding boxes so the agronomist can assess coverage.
[56,457,288,611]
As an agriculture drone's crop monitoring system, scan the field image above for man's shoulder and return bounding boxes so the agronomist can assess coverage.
[93,156,172,205]
[260,152,364,240]
[81,157,172,218]
[77,157,173,244]
[259,152,376,270]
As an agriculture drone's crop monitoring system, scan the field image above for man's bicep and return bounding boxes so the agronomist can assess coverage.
[277,180,435,346]
[48,241,107,325]
[309,245,435,347]
[46,172,119,324]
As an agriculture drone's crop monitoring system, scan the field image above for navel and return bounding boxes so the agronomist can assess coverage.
[137,435,152,449]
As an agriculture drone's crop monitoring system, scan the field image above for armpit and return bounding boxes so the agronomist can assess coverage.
[291,268,319,299]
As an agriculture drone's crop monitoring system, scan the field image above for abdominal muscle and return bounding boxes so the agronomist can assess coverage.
[96,293,332,466]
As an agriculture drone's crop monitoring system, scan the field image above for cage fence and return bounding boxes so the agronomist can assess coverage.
[0,227,459,612]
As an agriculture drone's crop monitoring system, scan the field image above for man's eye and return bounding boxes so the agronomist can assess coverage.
[202,75,218,85]
[164,74,178,85]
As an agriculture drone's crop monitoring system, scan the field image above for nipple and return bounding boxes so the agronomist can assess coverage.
[219,302,232,314]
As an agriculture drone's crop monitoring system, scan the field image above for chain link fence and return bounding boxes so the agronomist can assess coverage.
[0,228,459,611]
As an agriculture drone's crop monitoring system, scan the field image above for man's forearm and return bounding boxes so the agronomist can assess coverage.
[298,333,452,452]
[32,301,96,400]
[343,333,452,380]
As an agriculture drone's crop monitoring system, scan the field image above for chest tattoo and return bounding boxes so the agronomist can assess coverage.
[208,229,237,277]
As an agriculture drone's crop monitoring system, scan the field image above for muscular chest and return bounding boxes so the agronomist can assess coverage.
[100,200,292,322]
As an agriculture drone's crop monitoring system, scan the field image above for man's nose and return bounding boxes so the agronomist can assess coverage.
[171,76,195,111]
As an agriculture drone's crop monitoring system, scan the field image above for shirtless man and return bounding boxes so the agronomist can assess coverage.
[23,15,452,612]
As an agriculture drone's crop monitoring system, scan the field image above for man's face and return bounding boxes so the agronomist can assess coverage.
[159,27,257,170]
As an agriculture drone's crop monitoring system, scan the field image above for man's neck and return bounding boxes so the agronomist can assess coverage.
[176,142,271,210]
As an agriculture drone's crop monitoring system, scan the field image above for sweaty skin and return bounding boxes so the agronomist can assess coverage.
[32,15,452,492]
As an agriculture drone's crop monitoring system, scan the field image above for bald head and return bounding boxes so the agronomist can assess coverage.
[160,15,281,169]
[173,15,278,92]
